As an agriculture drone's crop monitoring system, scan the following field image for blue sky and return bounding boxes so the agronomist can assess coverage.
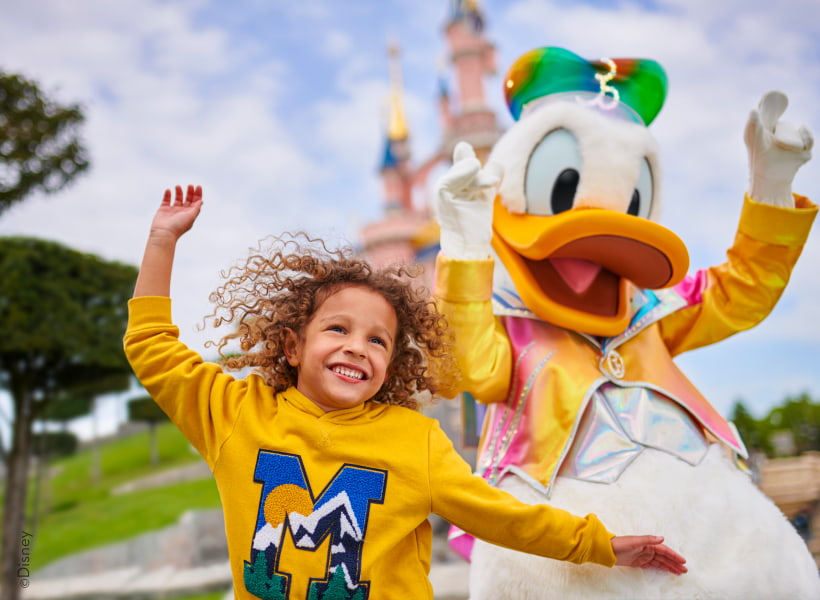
[1,0,819,442]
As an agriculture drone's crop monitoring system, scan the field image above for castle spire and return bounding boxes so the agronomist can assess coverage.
[387,42,408,141]
[448,0,484,32]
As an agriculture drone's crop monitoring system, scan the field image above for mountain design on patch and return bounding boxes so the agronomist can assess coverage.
[252,489,362,552]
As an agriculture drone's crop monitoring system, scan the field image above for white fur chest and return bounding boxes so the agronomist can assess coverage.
[469,445,820,599]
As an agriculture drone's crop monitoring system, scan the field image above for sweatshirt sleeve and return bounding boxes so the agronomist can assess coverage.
[122,296,270,467]
[427,421,616,567]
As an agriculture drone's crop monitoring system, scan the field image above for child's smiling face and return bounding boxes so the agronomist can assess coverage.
[284,284,398,412]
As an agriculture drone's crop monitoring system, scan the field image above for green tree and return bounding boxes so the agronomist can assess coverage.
[766,392,820,456]
[49,374,131,483]
[730,399,772,455]
[127,395,170,466]
[28,375,130,533]
[308,568,367,599]
[41,391,94,426]
[0,237,137,598]
[0,70,89,215]
[244,551,287,600]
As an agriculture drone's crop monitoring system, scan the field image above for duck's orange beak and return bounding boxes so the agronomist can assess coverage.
[492,198,689,336]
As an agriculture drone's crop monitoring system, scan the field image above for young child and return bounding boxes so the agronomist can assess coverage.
[124,184,687,600]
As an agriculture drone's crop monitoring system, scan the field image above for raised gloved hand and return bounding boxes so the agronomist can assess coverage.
[435,141,503,260]
[744,90,813,208]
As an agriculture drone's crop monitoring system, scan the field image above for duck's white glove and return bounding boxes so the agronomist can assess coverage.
[435,141,503,260]
[745,90,813,208]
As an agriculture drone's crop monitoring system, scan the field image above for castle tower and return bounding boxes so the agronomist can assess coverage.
[360,43,435,272]
[441,0,501,162]
[360,1,502,277]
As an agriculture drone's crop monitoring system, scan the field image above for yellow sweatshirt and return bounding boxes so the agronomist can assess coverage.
[124,296,616,600]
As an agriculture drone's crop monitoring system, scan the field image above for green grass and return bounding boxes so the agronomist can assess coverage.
[21,422,222,571]
[41,421,205,512]
[32,477,221,569]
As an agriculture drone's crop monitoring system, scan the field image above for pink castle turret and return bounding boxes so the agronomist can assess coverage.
[360,1,501,277]
[441,0,500,163]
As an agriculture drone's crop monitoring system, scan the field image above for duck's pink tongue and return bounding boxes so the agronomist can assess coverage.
[550,257,602,294]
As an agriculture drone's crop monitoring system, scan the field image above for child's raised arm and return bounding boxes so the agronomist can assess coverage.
[133,184,203,298]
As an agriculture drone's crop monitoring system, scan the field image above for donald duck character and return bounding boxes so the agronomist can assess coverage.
[433,46,819,599]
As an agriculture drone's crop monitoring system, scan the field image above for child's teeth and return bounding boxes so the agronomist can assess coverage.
[334,366,363,380]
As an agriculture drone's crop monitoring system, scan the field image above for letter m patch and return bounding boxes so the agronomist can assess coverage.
[243,450,387,600]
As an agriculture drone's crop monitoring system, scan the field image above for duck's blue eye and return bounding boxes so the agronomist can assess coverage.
[525,128,582,216]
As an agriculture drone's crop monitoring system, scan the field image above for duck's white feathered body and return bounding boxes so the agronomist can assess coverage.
[469,446,820,599]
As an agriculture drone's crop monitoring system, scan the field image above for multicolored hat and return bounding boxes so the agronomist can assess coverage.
[504,46,668,125]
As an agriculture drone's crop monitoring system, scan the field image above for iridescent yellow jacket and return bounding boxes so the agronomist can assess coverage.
[434,195,816,496]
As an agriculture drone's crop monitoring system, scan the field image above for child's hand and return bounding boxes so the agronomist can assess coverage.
[151,184,203,240]
[612,535,687,575]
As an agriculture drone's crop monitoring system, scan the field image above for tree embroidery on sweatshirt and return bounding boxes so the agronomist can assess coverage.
[244,450,387,600]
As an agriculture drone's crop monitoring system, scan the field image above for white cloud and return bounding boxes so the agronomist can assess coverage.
[321,30,354,57]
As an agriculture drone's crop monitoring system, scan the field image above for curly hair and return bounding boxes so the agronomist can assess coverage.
[202,232,456,410]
